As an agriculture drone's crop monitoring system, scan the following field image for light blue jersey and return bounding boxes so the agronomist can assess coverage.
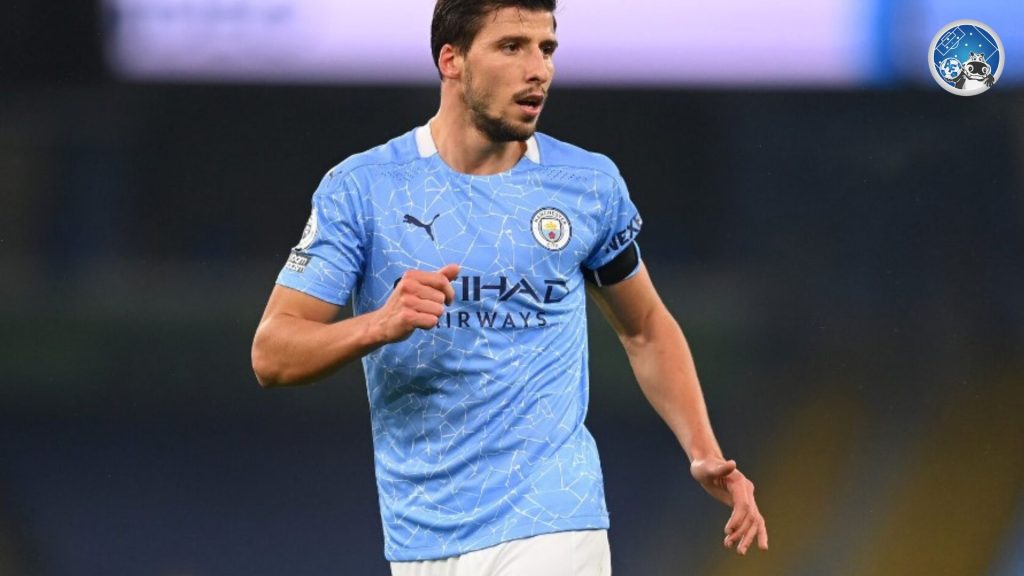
[276,124,642,561]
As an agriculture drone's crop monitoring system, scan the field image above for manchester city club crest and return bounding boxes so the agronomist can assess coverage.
[531,207,571,250]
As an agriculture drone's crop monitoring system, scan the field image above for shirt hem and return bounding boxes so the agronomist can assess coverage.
[384,515,611,563]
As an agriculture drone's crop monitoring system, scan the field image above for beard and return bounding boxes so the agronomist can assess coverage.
[462,69,537,143]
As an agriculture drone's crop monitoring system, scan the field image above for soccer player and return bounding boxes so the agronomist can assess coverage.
[251,0,768,573]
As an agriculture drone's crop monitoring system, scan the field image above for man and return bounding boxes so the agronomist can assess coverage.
[251,0,767,573]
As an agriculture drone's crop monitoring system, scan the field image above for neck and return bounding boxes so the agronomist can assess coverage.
[430,98,526,175]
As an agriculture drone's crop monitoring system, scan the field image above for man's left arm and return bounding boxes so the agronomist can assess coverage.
[588,261,768,555]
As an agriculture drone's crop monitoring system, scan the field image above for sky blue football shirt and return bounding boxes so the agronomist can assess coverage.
[276,123,642,562]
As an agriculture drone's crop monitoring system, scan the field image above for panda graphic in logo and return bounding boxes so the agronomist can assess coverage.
[929,20,1003,96]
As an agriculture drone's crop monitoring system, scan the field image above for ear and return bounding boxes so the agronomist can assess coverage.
[438,44,464,81]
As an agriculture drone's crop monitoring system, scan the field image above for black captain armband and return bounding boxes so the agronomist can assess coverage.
[583,242,640,287]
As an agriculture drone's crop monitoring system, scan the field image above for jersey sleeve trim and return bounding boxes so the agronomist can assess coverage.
[275,272,351,307]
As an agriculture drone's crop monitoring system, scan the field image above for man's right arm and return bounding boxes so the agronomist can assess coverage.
[251,265,459,388]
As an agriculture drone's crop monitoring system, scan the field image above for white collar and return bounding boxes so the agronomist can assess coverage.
[414,121,541,164]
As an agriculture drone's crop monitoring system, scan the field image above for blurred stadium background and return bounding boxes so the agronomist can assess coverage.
[2,1,1022,574]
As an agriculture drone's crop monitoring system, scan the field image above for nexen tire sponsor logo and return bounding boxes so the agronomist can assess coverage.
[603,214,642,255]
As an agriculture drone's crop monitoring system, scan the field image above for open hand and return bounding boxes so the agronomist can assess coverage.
[690,457,768,555]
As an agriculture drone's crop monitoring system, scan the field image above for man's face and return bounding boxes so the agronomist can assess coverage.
[459,7,557,142]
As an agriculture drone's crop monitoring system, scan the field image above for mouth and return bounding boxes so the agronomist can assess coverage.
[514,93,545,117]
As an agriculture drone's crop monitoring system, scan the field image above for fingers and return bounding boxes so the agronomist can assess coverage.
[408,311,444,330]
[433,264,460,304]
[724,506,744,535]
[737,517,760,555]
[723,506,748,545]
[439,281,456,306]
[437,263,461,280]
[379,267,461,341]
[412,283,447,305]
[420,265,460,288]
[757,518,769,550]
[724,510,755,551]
[720,474,768,555]
[399,268,458,305]
[730,513,767,554]
[400,269,455,292]
[400,293,445,317]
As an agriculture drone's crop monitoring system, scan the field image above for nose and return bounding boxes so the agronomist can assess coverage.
[525,46,553,85]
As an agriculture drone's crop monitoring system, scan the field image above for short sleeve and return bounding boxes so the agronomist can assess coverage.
[582,173,643,272]
[276,170,367,306]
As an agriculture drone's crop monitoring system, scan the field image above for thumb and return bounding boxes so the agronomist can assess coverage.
[437,263,461,280]
[712,459,738,478]
[694,458,737,480]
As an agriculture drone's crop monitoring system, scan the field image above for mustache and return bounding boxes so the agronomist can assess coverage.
[513,88,547,100]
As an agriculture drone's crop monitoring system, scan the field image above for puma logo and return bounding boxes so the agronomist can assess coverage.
[403,213,441,242]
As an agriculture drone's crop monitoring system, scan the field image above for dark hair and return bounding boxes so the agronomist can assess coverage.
[431,0,557,78]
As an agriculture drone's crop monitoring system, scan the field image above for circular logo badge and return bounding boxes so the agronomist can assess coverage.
[929,20,1003,96]
[531,207,571,250]
[295,208,318,251]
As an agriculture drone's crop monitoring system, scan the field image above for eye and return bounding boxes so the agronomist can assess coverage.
[502,43,520,54]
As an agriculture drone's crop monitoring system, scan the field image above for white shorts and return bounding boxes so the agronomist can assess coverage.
[390,529,612,576]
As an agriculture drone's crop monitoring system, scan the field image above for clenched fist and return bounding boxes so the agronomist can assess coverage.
[372,264,460,343]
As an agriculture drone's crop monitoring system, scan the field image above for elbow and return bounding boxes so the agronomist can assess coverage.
[619,305,674,355]
[251,333,315,388]
[253,370,278,390]
[620,330,652,358]
[251,337,284,389]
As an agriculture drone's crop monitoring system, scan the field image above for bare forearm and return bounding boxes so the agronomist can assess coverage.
[622,307,723,462]
[252,311,383,388]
